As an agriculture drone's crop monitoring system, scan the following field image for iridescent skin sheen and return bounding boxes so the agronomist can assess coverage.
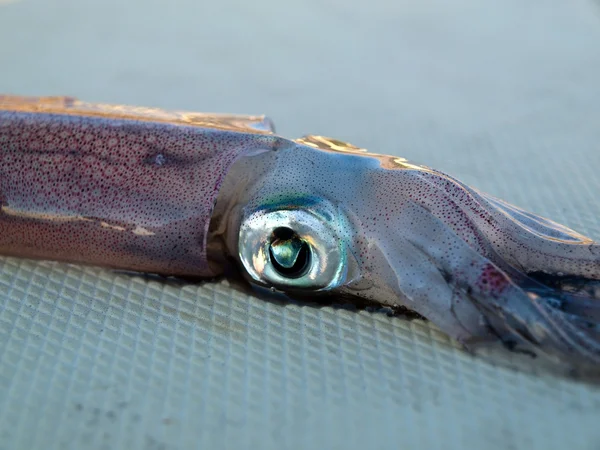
[215,137,600,372]
[0,95,276,277]
[2,95,599,372]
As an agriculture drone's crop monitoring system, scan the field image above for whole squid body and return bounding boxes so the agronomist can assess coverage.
[1,95,599,374]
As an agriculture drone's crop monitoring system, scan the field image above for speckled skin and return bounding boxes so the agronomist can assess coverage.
[219,136,600,369]
[2,95,599,370]
[0,96,276,277]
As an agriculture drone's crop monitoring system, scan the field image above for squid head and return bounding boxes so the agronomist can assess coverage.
[210,135,600,373]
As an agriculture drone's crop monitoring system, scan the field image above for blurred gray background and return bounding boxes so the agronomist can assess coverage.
[1,0,600,449]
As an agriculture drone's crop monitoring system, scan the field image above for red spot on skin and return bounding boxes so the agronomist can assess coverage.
[476,263,509,295]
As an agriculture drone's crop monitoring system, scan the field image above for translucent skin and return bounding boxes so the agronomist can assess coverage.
[0,96,276,277]
[2,95,599,370]
[223,137,600,369]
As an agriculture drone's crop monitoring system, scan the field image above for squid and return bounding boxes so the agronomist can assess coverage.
[1,95,599,374]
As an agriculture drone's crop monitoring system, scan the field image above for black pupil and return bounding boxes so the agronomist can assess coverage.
[269,227,311,278]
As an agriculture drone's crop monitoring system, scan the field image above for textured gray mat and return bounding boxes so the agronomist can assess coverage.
[1,0,600,449]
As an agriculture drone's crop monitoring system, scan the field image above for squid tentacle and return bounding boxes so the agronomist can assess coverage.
[408,169,600,281]
[377,200,600,365]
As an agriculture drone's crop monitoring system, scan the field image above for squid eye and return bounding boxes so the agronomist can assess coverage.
[268,227,311,278]
[237,203,354,291]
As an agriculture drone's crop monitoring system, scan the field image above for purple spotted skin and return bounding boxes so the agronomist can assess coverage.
[218,135,600,373]
[0,96,276,277]
[2,95,599,374]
